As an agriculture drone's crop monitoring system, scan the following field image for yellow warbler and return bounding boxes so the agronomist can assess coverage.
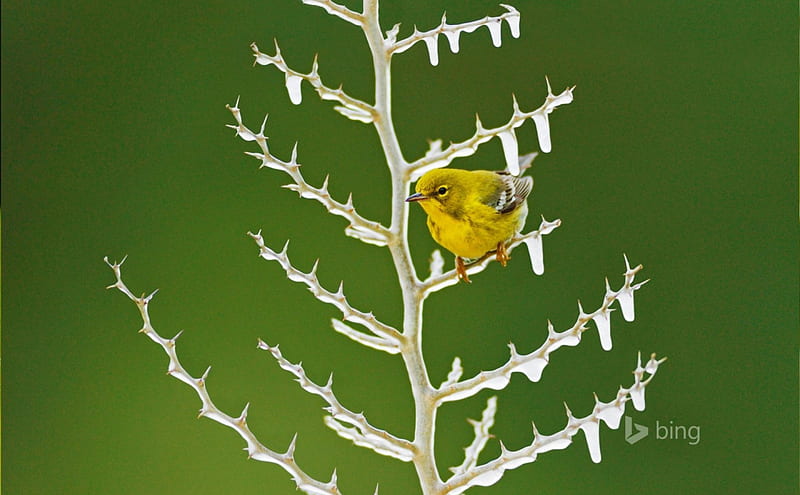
[406,168,532,283]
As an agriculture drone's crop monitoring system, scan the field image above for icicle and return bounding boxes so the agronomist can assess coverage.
[532,83,575,153]
[497,129,519,175]
[617,287,636,321]
[503,5,521,38]
[423,35,439,66]
[531,112,552,153]
[592,310,613,351]
[486,21,503,47]
[580,421,602,463]
[285,74,303,104]
[443,29,461,53]
[630,384,647,411]
[523,234,545,275]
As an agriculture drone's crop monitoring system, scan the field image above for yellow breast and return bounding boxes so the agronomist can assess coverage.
[425,204,522,259]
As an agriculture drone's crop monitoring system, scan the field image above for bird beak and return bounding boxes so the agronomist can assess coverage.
[405,192,427,202]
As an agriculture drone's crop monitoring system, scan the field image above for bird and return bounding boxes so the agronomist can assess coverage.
[406,168,533,283]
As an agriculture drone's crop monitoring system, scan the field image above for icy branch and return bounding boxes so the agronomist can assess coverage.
[248,230,400,341]
[428,249,446,279]
[103,257,341,495]
[420,217,561,294]
[249,41,374,122]
[331,319,401,354]
[450,396,498,476]
[388,5,520,66]
[302,0,364,26]
[441,357,464,388]
[112,1,666,491]
[258,340,414,462]
[227,100,390,246]
[442,353,667,494]
[408,82,574,180]
[435,258,648,404]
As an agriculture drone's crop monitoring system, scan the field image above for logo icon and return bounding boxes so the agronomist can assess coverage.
[624,416,648,444]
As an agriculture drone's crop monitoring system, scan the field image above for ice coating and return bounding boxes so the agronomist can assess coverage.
[532,86,574,153]
[532,112,552,153]
[580,420,602,463]
[285,74,303,104]
[592,310,613,351]
[443,29,461,53]
[487,21,503,47]
[617,287,636,321]
[513,357,548,382]
[424,35,439,65]
[498,129,520,175]
[523,234,545,275]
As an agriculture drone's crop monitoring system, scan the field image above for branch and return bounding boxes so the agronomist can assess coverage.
[103,256,342,495]
[420,217,561,295]
[259,340,415,462]
[387,5,520,66]
[440,357,464,388]
[331,319,401,354]
[302,0,364,27]
[248,231,400,341]
[435,257,648,404]
[249,41,375,122]
[442,353,667,494]
[408,81,574,180]
[449,396,498,476]
[227,101,390,247]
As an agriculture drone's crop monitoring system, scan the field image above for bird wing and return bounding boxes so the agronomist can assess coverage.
[486,172,533,214]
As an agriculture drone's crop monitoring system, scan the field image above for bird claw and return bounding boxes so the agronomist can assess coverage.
[495,242,510,267]
[456,257,472,284]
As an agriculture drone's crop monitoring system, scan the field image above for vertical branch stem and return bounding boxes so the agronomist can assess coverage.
[361,0,440,492]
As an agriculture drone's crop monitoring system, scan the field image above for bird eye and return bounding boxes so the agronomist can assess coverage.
[437,186,448,195]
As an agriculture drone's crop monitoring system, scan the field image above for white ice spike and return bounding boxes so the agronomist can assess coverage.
[390,5,522,63]
[532,78,575,153]
[285,74,303,104]
[498,129,520,175]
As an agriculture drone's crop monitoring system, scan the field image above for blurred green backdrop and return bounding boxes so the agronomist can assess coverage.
[3,1,797,494]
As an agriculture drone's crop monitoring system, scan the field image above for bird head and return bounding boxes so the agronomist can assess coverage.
[405,169,467,215]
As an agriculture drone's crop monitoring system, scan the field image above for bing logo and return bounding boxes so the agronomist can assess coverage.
[625,416,700,445]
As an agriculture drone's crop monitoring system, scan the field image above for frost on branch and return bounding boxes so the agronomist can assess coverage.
[302,0,364,26]
[442,353,666,494]
[436,257,649,403]
[258,340,414,462]
[227,100,389,246]
[109,1,664,492]
[248,230,400,344]
[409,83,575,180]
[428,249,445,278]
[103,257,345,495]
[388,5,520,66]
[250,41,374,122]
[450,396,498,476]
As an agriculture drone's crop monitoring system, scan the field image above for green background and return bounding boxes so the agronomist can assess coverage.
[3,1,797,494]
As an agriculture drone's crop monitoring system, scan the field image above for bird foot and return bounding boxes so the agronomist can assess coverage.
[456,257,472,284]
[495,242,510,267]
